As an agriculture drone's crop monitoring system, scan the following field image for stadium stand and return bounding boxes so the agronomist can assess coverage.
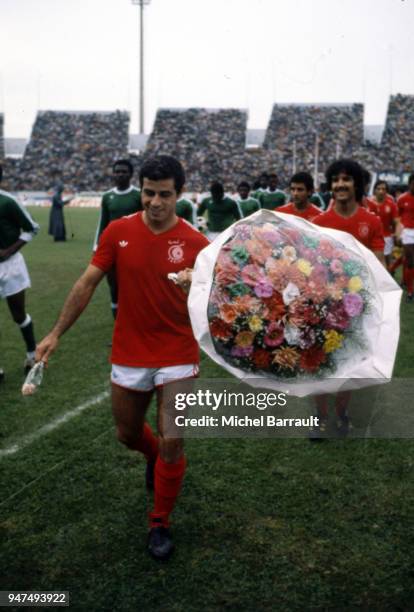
[262,103,364,185]
[380,94,414,171]
[2,111,130,191]
[1,95,413,193]
[144,108,248,191]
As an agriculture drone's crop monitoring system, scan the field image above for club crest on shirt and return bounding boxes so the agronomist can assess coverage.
[358,223,370,238]
[168,240,185,263]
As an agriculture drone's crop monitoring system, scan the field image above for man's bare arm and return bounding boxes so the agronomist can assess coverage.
[36,264,106,364]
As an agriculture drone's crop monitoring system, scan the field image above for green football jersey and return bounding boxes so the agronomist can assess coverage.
[176,198,196,225]
[259,189,287,210]
[197,196,241,232]
[94,185,141,248]
[250,187,267,201]
[0,190,39,262]
[238,196,261,218]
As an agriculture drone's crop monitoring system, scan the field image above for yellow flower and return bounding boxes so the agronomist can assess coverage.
[248,315,263,332]
[348,276,363,293]
[323,330,344,353]
[235,331,255,348]
[297,258,313,276]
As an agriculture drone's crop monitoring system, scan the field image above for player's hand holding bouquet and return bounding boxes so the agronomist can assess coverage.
[189,210,401,396]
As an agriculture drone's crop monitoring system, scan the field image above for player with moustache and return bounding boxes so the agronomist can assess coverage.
[311,159,385,436]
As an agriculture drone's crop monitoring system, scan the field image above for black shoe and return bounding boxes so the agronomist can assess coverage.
[146,460,155,490]
[406,293,413,303]
[0,368,4,383]
[147,525,174,560]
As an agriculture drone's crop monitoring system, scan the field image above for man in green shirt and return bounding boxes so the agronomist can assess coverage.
[176,196,196,225]
[0,164,39,379]
[259,172,287,209]
[197,182,241,240]
[250,172,269,201]
[94,159,142,318]
[236,181,261,218]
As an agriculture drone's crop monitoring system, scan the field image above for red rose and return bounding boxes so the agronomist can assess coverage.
[210,318,233,340]
[252,349,272,369]
[299,347,327,372]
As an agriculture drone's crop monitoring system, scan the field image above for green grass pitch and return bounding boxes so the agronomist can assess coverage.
[1,207,414,611]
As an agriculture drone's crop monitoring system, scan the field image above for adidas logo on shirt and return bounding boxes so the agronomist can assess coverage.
[119,240,128,247]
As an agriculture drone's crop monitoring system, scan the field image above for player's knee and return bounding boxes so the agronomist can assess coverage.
[158,437,184,463]
[116,427,138,449]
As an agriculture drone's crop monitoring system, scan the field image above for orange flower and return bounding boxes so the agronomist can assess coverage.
[272,347,300,370]
[245,239,272,265]
[235,331,255,347]
[266,259,307,292]
[232,294,262,314]
[219,303,239,324]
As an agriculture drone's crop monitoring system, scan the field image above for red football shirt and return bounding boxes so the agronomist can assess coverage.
[397,192,414,229]
[91,212,209,367]
[313,206,385,251]
[277,202,321,221]
[373,198,398,237]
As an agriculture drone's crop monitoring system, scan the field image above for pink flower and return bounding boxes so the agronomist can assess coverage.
[325,302,350,331]
[241,264,264,287]
[343,293,364,317]
[330,259,343,274]
[264,322,284,347]
[254,278,274,298]
[231,345,254,358]
[233,224,251,240]
[215,262,240,285]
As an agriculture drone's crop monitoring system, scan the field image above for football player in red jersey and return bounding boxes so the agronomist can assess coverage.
[396,173,414,302]
[371,180,398,270]
[312,159,385,436]
[36,156,209,560]
[277,172,321,221]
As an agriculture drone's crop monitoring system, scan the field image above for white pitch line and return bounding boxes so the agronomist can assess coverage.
[0,390,110,458]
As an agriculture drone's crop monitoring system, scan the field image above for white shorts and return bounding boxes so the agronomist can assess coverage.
[111,363,199,391]
[384,236,394,256]
[0,252,31,299]
[402,228,414,246]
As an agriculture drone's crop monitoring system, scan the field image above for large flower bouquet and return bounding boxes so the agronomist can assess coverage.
[189,210,401,396]
[208,219,370,378]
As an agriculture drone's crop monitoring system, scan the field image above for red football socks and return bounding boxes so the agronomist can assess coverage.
[389,256,403,274]
[134,422,159,461]
[406,267,414,295]
[315,394,329,418]
[335,391,352,418]
[150,455,187,527]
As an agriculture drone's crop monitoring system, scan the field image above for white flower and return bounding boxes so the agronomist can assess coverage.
[284,324,301,346]
[282,282,300,305]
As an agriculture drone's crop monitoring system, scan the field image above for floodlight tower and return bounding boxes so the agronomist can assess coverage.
[131,0,151,135]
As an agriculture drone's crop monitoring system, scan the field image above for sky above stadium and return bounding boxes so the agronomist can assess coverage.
[1,0,413,138]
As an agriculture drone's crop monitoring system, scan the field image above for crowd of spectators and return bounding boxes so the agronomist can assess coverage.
[144,108,248,191]
[1,96,413,193]
[262,103,364,185]
[2,111,129,192]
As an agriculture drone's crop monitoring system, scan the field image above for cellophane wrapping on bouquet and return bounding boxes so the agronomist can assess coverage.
[188,209,402,397]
